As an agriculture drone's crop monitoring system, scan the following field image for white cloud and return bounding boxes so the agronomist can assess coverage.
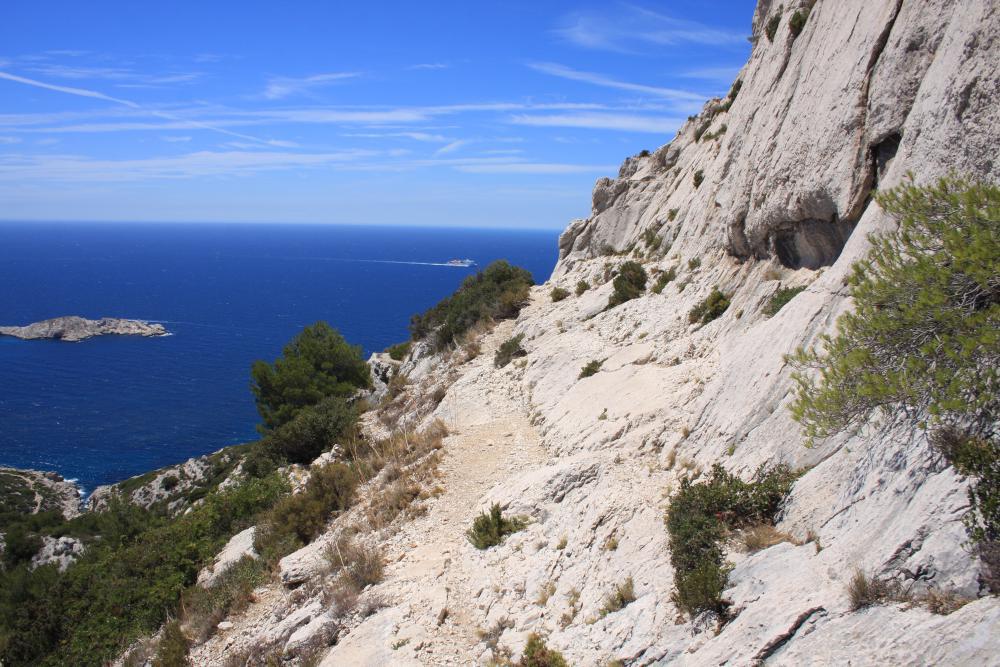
[0,149,379,182]
[0,136,21,144]
[455,162,615,175]
[509,112,681,134]
[262,72,361,100]
[344,131,451,142]
[0,71,287,146]
[680,67,742,83]
[407,63,449,70]
[556,5,747,53]
[162,135,192,143]
[433,139,469,156]
[529,62,705,102]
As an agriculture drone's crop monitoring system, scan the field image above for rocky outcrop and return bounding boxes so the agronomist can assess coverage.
[197,527,258,588]
[88,447,242,515]
[0,316,168,342]
[30,535,85,572]
[0,467,82,520]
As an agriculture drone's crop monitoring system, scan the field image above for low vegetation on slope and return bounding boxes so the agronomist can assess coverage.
[0,320,374,666]
[790,176,999,586]
[607,260,648,309]
[409,260,534,350]
[666,464,797,620]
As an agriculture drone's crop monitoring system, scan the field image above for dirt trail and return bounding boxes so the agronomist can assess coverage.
[321,324,547,666]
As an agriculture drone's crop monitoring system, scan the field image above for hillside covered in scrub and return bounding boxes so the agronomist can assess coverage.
[1,0,999,665]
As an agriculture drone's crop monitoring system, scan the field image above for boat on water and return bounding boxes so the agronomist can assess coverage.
[445,258,476,267]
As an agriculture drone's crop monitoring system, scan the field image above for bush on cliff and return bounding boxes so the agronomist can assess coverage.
[607,261,648,309]
[386,341,411,361]
[409,260,534,350]
[467,504,526,550]
[666,464,797,619]
[259,395,358,465]
[254,462,358,564]
[494,334,527,369]
[789,176,999,580]
[251,321,371,431]
[688,288,730,325]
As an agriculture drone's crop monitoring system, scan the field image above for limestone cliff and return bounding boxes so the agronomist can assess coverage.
[175,1,999,664]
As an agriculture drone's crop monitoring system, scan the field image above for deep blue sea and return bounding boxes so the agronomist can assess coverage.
[0,222,559,492]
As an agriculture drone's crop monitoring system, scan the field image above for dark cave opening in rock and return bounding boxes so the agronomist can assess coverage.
[772,219,857,270]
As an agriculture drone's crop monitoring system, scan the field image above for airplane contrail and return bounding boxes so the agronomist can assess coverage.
[0,70,287,147]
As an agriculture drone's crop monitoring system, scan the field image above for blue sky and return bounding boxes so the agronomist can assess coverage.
[0,1,755,228]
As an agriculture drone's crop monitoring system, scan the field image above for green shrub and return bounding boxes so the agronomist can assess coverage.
[666,464,797,619]
[689,288,731,325]
[790,176,999,440]
[668,208,679,221]
[638,149,651,158]
[641,227,662,249]
[600,577,636,616]
[160,475,180,491]
[494,334,527,369]
[724,79,742,108]
[182,556,266,642]
[467,504,526,550]
[575,280,590,296]
[765,8,783,42]
[259,395,357,465]
[409,260,534,350]
[787,175,1000,566]
[250,321,371,431]
[255,463,358,563]
[151,620,190,667]
[764,286,806,317]
[519,633,569,667]
[652,267,677,294]
[579,359,603,379]
[607,261,648,309]
[550,287,570,303]
[789,9,809,39]
[688,257,701,270]
[386,341,411,362]
[693,170,704,188]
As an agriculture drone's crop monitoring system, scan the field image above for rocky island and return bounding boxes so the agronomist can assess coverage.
[0,316,168,342]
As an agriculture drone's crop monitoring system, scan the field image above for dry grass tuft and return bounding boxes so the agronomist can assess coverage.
[740,524,795,553]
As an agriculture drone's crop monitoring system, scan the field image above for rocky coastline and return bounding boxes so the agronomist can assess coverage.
[0,316,168,342]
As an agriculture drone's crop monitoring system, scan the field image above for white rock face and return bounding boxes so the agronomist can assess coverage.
[197,526,258,588]
[184,1,1000,664]
[30,536,85,572]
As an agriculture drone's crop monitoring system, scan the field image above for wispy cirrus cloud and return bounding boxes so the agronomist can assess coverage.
[407,63,449,71]
[529,62,705,103]
[509,111,681,134]
[433,139,469,156]
[0,150,613,183]
[343,131,451,142]
[0,136,22,144]
[556,4,746,53]
[0,71,287,146]
[262,72,362,100]
[454,162,614,174]
[0,149,379,182]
